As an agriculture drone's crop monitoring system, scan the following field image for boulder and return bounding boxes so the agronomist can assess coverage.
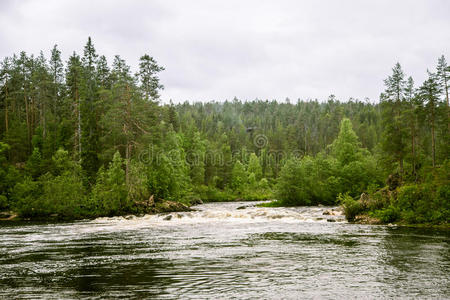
[156,200,192,213]
[353,214,381,225]
[148,195,155,207]
[359,193,370,209]
[191,198,203,205]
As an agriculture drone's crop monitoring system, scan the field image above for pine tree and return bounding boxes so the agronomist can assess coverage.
[49,45,63,117]
[80,37,100,182]
[66,52,83,160]
[436,55,449,130]
[137,54,164,101]
[418,71,442,167]
[380,63,408,175]
[96,55,110,89]
[403,76,419,177]
[0,58,12,135]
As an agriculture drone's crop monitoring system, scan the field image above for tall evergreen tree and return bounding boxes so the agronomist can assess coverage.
[49,44,64,117]
[66,52,83,160]
[137,54,164,101]
[436,55,449,130]
[80,37,100,182]
[380,63,408,175]
[418,71,442,167]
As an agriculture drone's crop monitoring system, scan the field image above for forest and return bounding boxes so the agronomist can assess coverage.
[0,38,448,225]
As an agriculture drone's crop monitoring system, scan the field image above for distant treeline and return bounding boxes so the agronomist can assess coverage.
[0,38,448,223]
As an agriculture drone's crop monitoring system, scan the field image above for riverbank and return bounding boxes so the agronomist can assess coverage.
[0,199,193,222]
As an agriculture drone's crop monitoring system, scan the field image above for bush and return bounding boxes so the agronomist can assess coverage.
[339,193,363,221]
[12,149,87,219]
[40,173,86,219]
[12,177,42,218]
[0,195,8,210]
[91,152,129,216]
[195,185,235,202]
[373,205,400,223]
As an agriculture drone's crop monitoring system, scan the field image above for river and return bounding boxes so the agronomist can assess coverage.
[0,201,449,299]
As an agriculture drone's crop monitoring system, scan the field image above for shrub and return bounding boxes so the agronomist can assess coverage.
[339,193,363,221]
[0,195,8,210]
[373,205,400,223]
[91,152,128,216]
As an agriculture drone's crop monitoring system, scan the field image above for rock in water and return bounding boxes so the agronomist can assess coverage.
[163,215,172,221]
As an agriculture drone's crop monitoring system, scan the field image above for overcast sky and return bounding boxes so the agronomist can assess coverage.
[0,0,449,103]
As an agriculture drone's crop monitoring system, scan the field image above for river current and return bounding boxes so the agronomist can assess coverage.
[0,201,449,299]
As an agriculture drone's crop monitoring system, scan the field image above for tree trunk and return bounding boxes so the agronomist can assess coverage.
[445,80,449,131]
[24,92,31,152]
[126,143,130,186]
[77,88,82,161]
[411,127,415,177]
[4,85,8,134]
[431,110,436,168]
[125,84,131,186]
[41,94,46,140]
[399,158,404,176]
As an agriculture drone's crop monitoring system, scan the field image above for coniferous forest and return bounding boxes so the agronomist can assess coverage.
[0,38,449,225]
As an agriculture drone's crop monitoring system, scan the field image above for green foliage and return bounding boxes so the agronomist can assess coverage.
[127,159,149,203]
[0,42,448,224]
[338,193,363,222]
[231,160,247,192]
[275,157,314,205]
[394,182,449,224]
[147,130,190,201]
[0,143,21,209]
[26,147,43,179]
[247,153,262,181]
[276,119,382,206]
[330,118,362,165]
[39,173,86,219]
[0,195,8,210]
[194,185,235,202]
[91,152,128,216]
[372,205,401,223]
[12,148,86,219]
[11,177,42,217]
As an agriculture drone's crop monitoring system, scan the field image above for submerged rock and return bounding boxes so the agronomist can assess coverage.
[163,215,172,221]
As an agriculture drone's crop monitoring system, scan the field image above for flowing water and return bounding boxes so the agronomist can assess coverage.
[0,201,449,299]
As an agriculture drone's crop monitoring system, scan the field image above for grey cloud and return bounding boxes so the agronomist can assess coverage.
[0,0,449,103]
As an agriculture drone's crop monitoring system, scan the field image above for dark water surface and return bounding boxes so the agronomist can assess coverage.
[0,202,449,299]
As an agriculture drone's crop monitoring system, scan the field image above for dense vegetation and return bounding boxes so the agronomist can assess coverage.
[0,38,448,224]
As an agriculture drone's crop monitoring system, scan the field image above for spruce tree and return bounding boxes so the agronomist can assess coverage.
[137,54,164,101]
[380,63,408,175]
[418,71,442,167]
